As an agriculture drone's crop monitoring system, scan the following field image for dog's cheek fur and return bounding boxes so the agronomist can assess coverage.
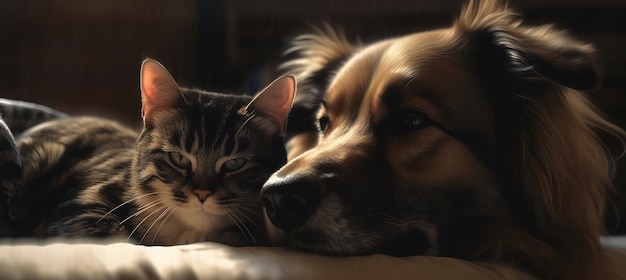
[386,130,492,189]
[383,128,509,253]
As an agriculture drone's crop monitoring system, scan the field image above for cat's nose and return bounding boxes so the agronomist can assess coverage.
[193,189,212,203]
[260,174,321,231]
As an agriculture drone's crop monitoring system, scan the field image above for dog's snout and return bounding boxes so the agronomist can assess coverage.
[261,175,322,231]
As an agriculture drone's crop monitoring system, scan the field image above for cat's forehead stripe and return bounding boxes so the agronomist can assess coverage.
[184,118,197,153]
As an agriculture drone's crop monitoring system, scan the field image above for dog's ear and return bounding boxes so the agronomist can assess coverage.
[280,24,357,136]
[457,0,599,91]
[458,2,621,279]
[477,28,598,91]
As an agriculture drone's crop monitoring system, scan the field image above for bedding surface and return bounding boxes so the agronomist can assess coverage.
[1,239,625,279]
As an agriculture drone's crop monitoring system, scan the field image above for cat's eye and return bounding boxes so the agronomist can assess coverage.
[222,158,247,172]
[168,152,191,169]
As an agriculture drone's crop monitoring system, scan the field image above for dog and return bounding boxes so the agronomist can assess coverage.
[260,0,625,279]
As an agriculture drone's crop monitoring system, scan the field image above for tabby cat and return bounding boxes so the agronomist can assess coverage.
[0,99,68,236]
[2,59,295,246]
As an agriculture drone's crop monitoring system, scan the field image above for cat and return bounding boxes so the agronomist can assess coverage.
[2,59,295,246]
[0,99,68,237]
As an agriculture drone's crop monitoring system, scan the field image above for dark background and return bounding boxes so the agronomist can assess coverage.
[1,0,626,232]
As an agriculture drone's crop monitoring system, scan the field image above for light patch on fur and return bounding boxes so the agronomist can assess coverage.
[285,131,319,160]
[20,141,65,180]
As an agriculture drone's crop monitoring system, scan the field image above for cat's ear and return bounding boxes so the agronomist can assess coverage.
[245,75,296,133]
[140,58,183,122]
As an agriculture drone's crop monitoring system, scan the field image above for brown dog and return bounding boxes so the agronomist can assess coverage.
[260,0,625,279]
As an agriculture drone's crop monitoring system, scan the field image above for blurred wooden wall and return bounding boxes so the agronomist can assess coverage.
[1,0,626,232]
[0,0,212,127]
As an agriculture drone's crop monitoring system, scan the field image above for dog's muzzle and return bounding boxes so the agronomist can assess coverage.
[260,174,322,231]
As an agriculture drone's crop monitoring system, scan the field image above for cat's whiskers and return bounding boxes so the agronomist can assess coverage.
[152,208,176,245]
[226,212,250,244]
[234,208,257,226]
[96,192,163,224]
[232,199,264,218]
[128,204,167,241]
[228,211,257,245]
[138,206,172,244]
[119,199,162,226]
[236,212,257,245]
[136,199,161,212]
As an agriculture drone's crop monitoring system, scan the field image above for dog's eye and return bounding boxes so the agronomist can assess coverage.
[316,115,330,134]
[403,113,423,127]
[398,112,430,132]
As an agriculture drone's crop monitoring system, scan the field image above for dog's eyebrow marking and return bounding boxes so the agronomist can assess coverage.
[379,76,419,105]
[380,79,448,115]
[381,84,404,107]
[414,86,448,116]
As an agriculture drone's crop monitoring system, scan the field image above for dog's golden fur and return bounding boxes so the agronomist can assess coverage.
[261,1,625,279]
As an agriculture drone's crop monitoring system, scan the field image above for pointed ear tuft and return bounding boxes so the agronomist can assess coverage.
[140,58,182,122]
[245,75,296,133]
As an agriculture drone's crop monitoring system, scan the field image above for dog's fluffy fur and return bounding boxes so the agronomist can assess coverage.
[261,0,626,279]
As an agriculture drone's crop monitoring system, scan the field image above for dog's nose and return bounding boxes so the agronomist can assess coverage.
[261,175,321,231]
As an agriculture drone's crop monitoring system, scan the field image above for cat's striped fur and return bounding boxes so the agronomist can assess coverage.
[0,99,69,135]
[3,59,295,245]
[0,99,67,236]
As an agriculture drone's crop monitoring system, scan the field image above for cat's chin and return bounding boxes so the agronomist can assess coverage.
[176,207,229,229]
[219,227,260,246]
[153,218,232,245]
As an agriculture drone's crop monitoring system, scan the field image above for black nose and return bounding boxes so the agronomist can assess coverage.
[260,175,321,231]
